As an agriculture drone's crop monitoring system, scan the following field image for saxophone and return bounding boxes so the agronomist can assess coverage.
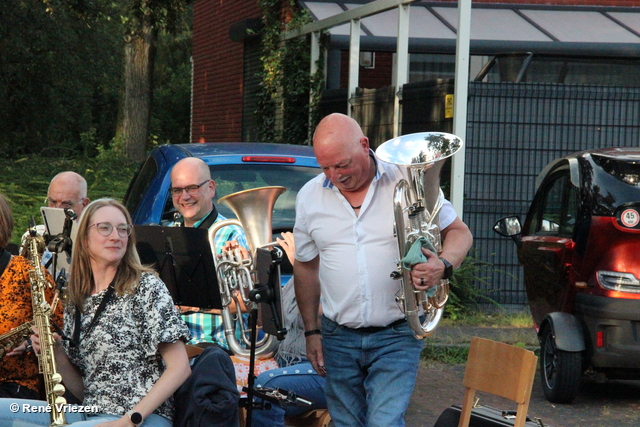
[0,321,34,359]
[25,220,68,426]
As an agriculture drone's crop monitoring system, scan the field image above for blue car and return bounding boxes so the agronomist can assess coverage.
[123,142,321,278]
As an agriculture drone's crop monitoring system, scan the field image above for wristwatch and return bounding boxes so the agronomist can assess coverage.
[440,258,453,280]
[126,410,143,426]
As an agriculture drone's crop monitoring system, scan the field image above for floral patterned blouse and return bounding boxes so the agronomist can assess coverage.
[62,272,190,421]
[0,255,62,394]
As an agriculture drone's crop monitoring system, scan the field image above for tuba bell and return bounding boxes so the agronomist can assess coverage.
[208,186,286,357]
[375,132,463,339]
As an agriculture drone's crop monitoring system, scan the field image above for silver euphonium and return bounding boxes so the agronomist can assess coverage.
[208,186,286,357]
[375,132,463,339]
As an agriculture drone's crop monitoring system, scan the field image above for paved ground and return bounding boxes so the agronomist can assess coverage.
[405,326,640,427]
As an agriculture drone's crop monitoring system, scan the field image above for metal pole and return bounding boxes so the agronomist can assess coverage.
[348,19,361,117]
[393,4,410,137]
[308,31,321,144]
[451,0,471,219]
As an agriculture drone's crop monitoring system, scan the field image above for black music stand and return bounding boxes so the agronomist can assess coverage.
[134,225,222,309]
[242,248,312,427]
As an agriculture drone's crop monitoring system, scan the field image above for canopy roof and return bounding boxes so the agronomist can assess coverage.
[299,1,640,57]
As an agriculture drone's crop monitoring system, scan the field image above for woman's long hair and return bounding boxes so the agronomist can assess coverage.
[0,194,14,248]
[67,198,154,310]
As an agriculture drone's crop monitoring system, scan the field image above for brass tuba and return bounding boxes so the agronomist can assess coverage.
[208,186,286,357]
[375,132,463,339]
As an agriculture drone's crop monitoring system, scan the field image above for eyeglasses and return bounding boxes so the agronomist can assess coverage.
[45,197,84,210]
[170,180,210,198]
[90,223,133,237]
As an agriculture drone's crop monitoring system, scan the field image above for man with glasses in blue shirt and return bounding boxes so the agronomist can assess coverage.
[168,157,249,349]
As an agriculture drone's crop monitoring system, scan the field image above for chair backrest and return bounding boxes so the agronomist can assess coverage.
[458,337,538,427]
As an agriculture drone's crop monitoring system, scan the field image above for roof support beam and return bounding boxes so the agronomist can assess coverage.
[284,0,418,40]
[393,4,410,137]
[451,0,471,218]
[348,19,361,117]
[309,31,321,143]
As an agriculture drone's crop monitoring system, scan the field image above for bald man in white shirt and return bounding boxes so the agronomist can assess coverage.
[294,113,473,427]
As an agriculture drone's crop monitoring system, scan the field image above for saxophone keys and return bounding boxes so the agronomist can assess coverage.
[51,372,63,384]
[53,383,66,397]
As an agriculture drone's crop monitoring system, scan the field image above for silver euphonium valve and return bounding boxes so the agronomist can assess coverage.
[376,132,463,339]
[208,186,286,357]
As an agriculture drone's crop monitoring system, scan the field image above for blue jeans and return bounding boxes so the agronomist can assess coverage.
[321,316,423,427]
[251,362,326,427]
[0,399,172,427]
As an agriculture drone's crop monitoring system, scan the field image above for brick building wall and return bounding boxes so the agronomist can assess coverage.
[191,0,261,143]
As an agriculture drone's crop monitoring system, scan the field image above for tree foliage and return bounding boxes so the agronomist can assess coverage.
[0,1,121,157]
[256,0,323,145]
[0,0,192,160]
[115,0,192,162]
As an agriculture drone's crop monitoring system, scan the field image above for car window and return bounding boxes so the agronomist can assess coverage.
[159,164,320,232]
[124,156,158,219]
[535,173,577,238]
[211,164,320,231]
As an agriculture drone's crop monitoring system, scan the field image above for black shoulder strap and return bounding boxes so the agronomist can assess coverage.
[0,248,11,277]
[196,206,219,230]
[71,284,115,347]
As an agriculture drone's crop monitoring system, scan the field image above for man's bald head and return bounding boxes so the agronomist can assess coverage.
[170,157,216,227]
[47,171,90,215]
[312,113,373,194]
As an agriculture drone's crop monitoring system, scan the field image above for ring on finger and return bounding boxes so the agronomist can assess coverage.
[420,277,424,286]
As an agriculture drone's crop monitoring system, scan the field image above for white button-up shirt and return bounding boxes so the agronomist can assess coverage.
[294,154,456,328]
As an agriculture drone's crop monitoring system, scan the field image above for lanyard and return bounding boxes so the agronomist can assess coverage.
[71,283,115,347]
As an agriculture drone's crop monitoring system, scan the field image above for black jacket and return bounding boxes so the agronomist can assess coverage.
[174,345,240,427]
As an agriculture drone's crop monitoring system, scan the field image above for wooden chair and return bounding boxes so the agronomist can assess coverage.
[458,337,538,427]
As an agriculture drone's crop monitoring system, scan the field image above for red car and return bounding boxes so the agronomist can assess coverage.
[494,147,640,403]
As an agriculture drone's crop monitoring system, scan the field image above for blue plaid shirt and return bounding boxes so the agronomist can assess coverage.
[171,211,249,348]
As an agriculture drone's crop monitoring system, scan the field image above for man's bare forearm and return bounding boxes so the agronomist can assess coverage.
[294,256,321,331]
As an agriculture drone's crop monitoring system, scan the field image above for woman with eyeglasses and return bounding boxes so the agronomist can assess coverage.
[0,198,191,426]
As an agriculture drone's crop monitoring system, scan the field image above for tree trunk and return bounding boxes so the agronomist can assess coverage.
[118,15,156,163]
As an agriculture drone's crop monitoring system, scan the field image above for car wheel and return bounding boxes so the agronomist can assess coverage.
[540,324,582,403]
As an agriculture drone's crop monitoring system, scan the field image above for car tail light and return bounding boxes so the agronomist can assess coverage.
[242,156,295,163]
[597,271,640,293]
[596,331,605,347]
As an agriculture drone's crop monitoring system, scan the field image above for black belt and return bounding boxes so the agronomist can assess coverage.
[354,318,406,334]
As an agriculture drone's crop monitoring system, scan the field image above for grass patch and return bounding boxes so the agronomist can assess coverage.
[441,310,533,328]
[421,343,469,365]
[0,150,139,246]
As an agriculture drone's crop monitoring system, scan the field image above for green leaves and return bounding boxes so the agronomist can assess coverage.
[256,1,322,145]
[0,150,138,245]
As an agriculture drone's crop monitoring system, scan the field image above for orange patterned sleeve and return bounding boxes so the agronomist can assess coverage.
[0,255,60,395]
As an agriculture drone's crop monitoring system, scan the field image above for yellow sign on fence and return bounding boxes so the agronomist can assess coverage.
[445,94,454,119]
